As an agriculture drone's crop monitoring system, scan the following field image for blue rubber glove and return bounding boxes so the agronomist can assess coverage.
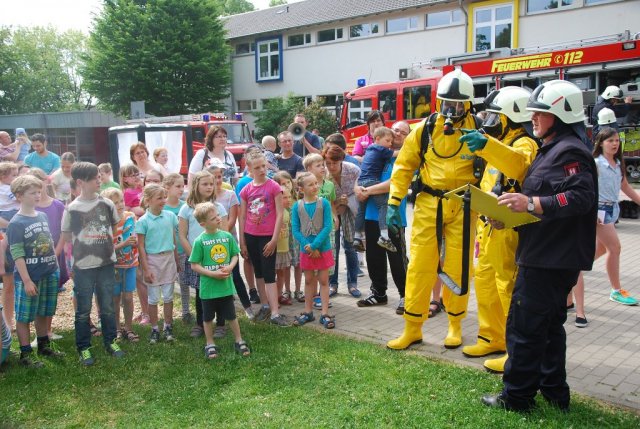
[459,129,488,152]
[386,204,403,234]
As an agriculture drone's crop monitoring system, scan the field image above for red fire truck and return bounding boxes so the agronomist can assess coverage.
[108,113,254,178]
[339,32,640,155]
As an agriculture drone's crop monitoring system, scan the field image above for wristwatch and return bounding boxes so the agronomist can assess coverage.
[527,196,535,213]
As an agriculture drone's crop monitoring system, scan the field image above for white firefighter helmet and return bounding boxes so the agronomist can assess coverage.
[526,80,585,124]
[601,85,623,100]
[437,69,474,102]
[484,86,532,124]
[597,107,617,125]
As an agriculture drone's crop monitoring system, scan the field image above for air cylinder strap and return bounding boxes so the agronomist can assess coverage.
[421,184,471,296]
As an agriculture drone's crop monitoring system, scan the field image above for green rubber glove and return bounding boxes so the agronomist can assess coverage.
[459,129,488,152]
[386,204,403,234]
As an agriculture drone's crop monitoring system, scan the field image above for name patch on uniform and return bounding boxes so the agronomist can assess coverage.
[563,162,580,177]
[556,193,568,207]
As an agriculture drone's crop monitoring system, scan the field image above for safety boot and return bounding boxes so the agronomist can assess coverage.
[484,353,508,373]
[444,320,462,349]
[386,320,423,350]
[462,340,505,358]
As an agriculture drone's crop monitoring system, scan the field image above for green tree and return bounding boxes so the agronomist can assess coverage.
[253,95,303,140]
[268,0,288,7]
[253,95,338,140]
[0,26,90,114]
[219,0,254,15]
[301,99,339,139]
[83,0,231,117]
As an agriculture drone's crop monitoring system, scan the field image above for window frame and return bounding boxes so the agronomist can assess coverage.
[349,22,381,39]
[237,100,257,112]
[234,42,255,56]
[526,0,576,14]
[317,27,345,44]
[254,36,283,83]
[426,9,463,29]
[468,1,516,52]
[386,16,420,34]
[287,32,312,48]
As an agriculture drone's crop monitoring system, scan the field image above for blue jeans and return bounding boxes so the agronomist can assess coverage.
[329,228,359,289]
[73,264,117,352]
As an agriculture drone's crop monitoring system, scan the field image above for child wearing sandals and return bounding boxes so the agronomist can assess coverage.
[189,202,249,359]
[179,171,228,338]
[102,188,139,343]
[292,172,336,329]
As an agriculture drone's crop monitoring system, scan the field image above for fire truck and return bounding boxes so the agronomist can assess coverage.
[108,112,254,178]
[339,31,640,158]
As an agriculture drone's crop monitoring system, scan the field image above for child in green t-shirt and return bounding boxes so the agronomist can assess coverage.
[189,202,250,359]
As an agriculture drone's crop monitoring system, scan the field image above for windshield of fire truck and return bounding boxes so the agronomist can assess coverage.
[207,123,253,144]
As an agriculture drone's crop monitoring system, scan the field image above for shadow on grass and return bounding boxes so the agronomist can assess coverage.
[0,320,638,428]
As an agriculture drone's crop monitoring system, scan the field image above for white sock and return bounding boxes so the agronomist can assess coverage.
[380,230,389,240]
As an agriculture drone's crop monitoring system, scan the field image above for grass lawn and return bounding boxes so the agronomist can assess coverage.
[0,320,638,429]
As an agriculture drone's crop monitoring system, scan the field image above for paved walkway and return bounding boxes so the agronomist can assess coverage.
[274,211,640,411]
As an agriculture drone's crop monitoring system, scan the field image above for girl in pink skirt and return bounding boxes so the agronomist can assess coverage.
[291,172,335,329]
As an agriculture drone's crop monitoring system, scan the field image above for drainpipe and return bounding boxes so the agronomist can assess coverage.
[459,0,468,53]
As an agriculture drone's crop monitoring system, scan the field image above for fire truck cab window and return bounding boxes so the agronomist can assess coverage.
[403,86,431,119]
[379,90,397,121]
[348,99,372,123]
[193,128,205,142]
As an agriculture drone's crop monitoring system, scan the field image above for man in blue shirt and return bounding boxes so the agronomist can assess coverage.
[292,114,322,157]
[24,134,61,175]
[355,121,410,315]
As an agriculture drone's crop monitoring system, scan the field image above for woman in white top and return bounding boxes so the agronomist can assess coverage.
[130,142,156,178]
[188,125,238,187]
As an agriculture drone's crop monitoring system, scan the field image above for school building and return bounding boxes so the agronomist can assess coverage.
[223,0,640,129]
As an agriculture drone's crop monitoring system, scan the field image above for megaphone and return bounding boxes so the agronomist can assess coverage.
[288,122,306,141]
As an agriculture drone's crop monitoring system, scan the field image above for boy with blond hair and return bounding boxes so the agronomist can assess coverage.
[98,163,120,191]
[7,175,62,367]
[189,202,249,358]
[353,126,398,252]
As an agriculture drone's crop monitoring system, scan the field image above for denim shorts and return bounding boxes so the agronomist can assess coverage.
[114,267,137,295]
[148,283,175,305]
[598,203,619,225]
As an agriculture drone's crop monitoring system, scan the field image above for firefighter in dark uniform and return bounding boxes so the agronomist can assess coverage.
[468,80,598,412]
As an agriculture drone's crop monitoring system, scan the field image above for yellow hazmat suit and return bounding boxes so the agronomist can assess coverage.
[387,104,479,349]
[463,127,538,370]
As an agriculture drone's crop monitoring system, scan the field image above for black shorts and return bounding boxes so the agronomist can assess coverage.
[201,295,236,323]
[244,233,276,283]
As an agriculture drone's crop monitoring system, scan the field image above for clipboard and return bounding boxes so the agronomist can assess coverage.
[444,184,540,229]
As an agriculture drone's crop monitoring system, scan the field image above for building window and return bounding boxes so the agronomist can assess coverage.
[235,42,255,55]
[318,94,344,108]
[237,100,257,111]
[288,33,311,47]
[426,9,463,28]
[318,28,344,43]
[474,4,513,51]
[527,0,574,12]
[255,37,282,82]
[386,16,419,34]
[350,23,380,39]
